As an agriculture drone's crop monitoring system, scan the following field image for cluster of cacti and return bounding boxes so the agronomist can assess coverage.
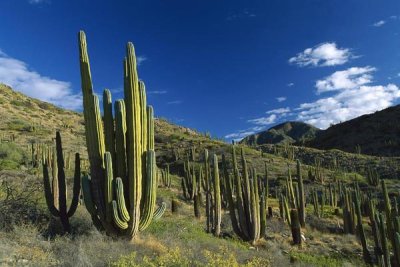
[29,141,56,168]
[222,146,268,244]
[278,161,306,233]
[159,165,171,188]
[366,166,380,187]
[335,178,400,266]
[181,160,197,200]
[342,187,357,234]
[328,183,338,209]
[78,31,162,238]
[283,143,295,161]
[43,131,81,232]
[311,189,321,218]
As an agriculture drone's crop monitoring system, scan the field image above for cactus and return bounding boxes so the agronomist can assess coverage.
[259,162,269,237]
[395,232,400,267]
[212,154,222,236]
[381,180,394,242]
[224,146,261,244]
[296,160,305,228]
[78,31,158,238]
[354,191,371,264]
[153,202,166,221]
[203,149,213,233]
[378,213,391,267]
[43,132,81,233]
[366,166,379,187]
[193,165,202,219]
[290,209,301,245]
[171,198,181,213]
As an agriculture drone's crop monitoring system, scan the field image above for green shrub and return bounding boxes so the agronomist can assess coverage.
[0,142,27,170]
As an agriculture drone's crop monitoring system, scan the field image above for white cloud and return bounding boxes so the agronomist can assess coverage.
[266,107,290,114]
[287,83,294,87]
[137,56,147,66]
[315,66,375,93]
[226,9,256,21]
[373,20,386,27]
[167,100,182,105]
[0,50,82,110]
[289,42,353,67]
[148,90,167,95]
[225,130,256,140]
[276,96,287,102]
[29,0,49,4]
[297,67,400,129]
[248,114,277,126]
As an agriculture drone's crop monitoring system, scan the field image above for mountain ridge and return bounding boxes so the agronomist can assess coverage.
[240,105,400,157]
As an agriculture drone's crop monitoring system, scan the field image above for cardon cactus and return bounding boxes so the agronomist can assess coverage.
[43,131,81,233]
[78,31,160,238]
[296,160,305,228]
[224,146,262,244]
[212,154,222,236]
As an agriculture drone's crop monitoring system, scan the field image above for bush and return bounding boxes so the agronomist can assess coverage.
[0,142,26,170]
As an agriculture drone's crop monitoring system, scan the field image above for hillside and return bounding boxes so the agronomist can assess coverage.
[240,121,320,146]
[0,84,398,266]
[308,105,400,157]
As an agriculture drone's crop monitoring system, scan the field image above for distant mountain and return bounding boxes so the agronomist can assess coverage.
[240,121,320,146]
[307,105,400,157]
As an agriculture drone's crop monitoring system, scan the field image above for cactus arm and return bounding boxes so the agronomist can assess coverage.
[112,200,129,230]
[139,150,157,231]
[81,175,97,215]
[103,89,116,170]
[139,81,148,152]
[153,202,166,221]
[104,152,114,223]
[55,131,70,232]
[115,177,130,222]
[78,31,106,221]
[43,162,60,216]
[67,153,81,217]
[114,100,127,185]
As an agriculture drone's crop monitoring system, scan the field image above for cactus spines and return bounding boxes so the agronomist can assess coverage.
[79,31,157,238]
[43,132,81,232]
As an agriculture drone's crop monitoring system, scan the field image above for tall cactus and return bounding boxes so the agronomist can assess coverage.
[224,146,262,244]
[78,31,159,238]
[43,132,81,233]
[296,160,305,228]
[212,154,222,236]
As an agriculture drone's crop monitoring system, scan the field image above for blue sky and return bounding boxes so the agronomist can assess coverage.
[0,1,400,140]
